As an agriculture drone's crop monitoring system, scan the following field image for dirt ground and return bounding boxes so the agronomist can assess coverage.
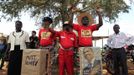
[0,60,134,75]
[102,59,134,75]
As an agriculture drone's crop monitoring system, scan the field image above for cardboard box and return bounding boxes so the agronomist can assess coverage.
[21,49,51,75]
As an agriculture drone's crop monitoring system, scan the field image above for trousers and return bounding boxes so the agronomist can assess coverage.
[58,48,74,75]
[112,47,128,75]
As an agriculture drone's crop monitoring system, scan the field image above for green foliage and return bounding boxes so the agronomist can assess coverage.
[80,0,130,22]
[0,0,132,25]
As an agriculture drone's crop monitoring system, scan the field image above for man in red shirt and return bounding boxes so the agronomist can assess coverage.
[73,10,103,47]
[72,9,103,74]
[56,24,77,75]
[38,17,55,49]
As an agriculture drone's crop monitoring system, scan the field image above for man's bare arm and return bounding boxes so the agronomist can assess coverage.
[96,9,103,29]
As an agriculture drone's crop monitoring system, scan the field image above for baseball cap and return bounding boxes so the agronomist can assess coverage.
[42,17,53,23]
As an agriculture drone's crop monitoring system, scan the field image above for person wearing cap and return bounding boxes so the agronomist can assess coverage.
[6,20,29,75]
[55,24,77,75]
[38,17,56,75]
[38,17,55,49]
[73,9,103,47]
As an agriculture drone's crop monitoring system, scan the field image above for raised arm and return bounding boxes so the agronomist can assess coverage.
[96,9,103,29]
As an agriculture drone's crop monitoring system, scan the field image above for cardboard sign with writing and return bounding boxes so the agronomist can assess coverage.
[21,49,51,75]
[79,47,102,75]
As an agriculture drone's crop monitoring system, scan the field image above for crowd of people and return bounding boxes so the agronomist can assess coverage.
[0,8,133,75]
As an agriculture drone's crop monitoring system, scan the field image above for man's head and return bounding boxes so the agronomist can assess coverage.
[81,16,89,26]
[113,24,120,34]
[15,20,22,32]
[83,48,94,63]
[42,17,53,28]
[63,24,73,32]
[32,31,36,36]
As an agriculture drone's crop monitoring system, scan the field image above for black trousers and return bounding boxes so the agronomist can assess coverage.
[7,45,23,75]
[112,47,128,75]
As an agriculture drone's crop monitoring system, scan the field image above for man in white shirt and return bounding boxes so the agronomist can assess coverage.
[6,21,29,75]
[107,24,130,75]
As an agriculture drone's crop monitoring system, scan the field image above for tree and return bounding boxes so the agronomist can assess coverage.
[0,0,132,27]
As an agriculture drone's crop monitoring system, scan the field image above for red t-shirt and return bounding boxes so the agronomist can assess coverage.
[73,24,98,47]
[56,30,77,49]
[38,28,54,46]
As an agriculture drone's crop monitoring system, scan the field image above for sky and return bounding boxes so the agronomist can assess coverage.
[0,0,134,47]
[0,0,133,36]
[94,4,134,36]
[0,13,38,36]
[1,7,134,36]
[93,2,134,47]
